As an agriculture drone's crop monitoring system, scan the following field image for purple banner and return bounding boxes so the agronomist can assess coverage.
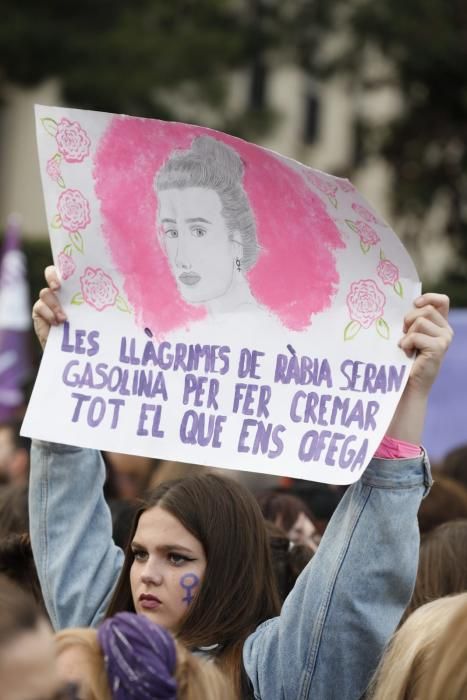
[422,309,467,461]
[0,216,31,422]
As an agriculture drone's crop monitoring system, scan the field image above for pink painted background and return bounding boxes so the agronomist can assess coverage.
[94,118,345,334]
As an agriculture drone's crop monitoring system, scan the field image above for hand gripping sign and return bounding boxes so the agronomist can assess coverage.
[21,105,420,485]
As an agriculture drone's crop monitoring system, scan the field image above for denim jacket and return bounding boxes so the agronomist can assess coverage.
[29,441,431,700]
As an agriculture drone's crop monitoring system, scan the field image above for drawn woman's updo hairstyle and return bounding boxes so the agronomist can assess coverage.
[155,135,260,271]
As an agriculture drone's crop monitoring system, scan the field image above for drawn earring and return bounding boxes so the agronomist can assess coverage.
[236,257,241,272]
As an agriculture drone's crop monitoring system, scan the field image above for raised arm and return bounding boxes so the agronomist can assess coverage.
[243,293,452,700]
[29,267,124,629]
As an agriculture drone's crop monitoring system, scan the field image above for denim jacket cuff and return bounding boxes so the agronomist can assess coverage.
[32,438,90,454]
[362,448,432,496]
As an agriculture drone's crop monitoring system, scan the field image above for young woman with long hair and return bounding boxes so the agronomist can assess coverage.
[30,270,452,699]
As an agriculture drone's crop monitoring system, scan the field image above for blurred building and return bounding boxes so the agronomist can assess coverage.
[0,62,454,281]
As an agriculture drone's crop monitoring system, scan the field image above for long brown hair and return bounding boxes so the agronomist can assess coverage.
[403,519,467,621]
[106,472,281,696]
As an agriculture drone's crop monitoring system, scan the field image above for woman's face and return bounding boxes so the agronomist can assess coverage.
[158,187,239,304]
[130,505,207,630]
[287,512,319,550]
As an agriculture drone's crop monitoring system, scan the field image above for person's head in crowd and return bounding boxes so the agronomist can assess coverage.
[264,521,314,602]
[403,519,467,621]
[106,472,281,694]
[56,627,108,700]
[147,459,210,490]
[290,482,344,536]
[0,533,48,618]
[257,490,320,548]
[103,451,160,501]
[368,593,467,700]
[440,443,467,491]
[56,612,235,700]
[0,421,30,486]
[417,593,467,700]
[0,574,60,700]
[0,482,29,538]
[417,474,467,534]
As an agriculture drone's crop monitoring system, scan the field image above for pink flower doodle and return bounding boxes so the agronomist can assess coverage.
[46,155,65,187]
[56,118,91,163]
[377,252,403,297]
[344,220,381,253]
[57,189,91,232]
[57,251,76,280]
[377,259,398,286]
[79,267,119,311]
[351,203,377,224]
[355,221,380,247]
[345,279,389,340]
[307,172,338,207]
[338,179,355,193]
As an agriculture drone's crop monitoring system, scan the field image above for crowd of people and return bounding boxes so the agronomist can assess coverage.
[0,270,466,699]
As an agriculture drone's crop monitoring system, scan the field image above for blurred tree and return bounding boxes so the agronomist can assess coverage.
[0,0,247,127]
[317,0,467,284]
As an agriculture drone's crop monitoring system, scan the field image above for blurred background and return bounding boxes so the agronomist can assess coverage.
[0,0,465,466]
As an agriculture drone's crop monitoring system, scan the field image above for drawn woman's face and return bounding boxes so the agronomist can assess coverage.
[158,187,240,304]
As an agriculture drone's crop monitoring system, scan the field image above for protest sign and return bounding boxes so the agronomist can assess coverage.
[21,105,420,484]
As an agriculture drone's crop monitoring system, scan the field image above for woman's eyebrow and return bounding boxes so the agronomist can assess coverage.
[185,217,212,224]
[131,540,195,554]
[159,544,196,554]
[161,217,176,224]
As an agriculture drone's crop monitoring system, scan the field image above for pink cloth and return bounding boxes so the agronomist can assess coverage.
[375,435,421,459]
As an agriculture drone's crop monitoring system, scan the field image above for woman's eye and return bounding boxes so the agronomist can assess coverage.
[192,227,206,238]
[165,229,178,239]
[168,552,190,566]
[132,549,148,562]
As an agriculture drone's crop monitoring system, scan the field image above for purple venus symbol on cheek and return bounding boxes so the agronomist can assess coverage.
[180,573,200,605]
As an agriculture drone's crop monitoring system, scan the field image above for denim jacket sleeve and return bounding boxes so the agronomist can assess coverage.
[242,453,432,700]
[29,440,124,630]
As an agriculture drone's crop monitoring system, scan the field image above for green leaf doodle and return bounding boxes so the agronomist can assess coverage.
[345,219,357,233]
[394,280,403,298]
[360,240,370,254]
[344,320,361,341]
[41,118,58,137]
[69,231,84,253]
[115,295,131,313]
[50,214,62,229]
[376,318,390,340]
[63,244,73,257]
[71,292,84,306]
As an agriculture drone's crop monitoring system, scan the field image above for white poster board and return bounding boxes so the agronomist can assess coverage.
[21,105,420,484]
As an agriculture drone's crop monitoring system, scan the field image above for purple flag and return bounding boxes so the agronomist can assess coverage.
[422,309,467,462]
[0,215,31,422]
